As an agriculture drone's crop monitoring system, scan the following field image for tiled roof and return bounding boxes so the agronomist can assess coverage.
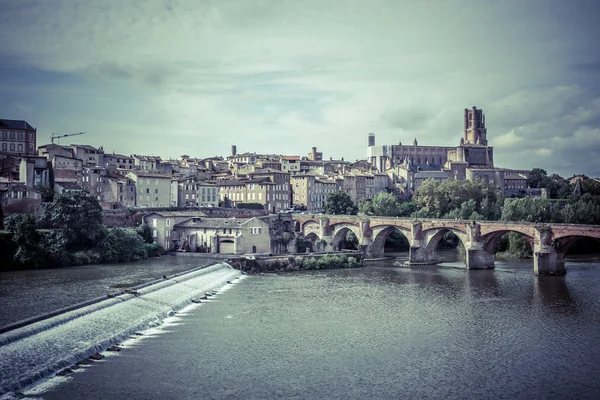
[128,171,172,178]
[55,182,84,190]
[175,217,253,229]
[0,119,35,130]
[145,210,208,218]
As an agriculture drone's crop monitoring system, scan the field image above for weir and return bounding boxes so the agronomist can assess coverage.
[0,263,241,396]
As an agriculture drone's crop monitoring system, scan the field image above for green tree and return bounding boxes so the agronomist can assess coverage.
[371,192,401,216]
[44,191,104,249]
[358,198,373,215]
[413,178,503,220]
[324,191,357,215]
[501,198,561,223]
[339,230,358,250]
[5,214,41,266]
[527,168,548,189]
[98,228,148,263]
[508,232,533,258]
[34,184,54,202]
[135,223,154,244]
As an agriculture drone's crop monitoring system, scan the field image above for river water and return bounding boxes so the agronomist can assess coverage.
[0,256,219,328]
[12,250,600,400]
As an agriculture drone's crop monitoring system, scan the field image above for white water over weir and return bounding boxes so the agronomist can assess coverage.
[0,263,242,395]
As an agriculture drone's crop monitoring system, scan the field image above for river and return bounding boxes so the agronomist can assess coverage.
[0,256,219,328]
[6,250,599,399]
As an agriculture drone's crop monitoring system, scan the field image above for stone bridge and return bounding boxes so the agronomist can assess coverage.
[292,214,600,275]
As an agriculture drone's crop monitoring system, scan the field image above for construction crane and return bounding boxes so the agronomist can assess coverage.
[51,132,86,144]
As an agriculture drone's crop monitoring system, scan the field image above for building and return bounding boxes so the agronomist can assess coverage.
[126,171,171,208]
[19,156,50,188]
[307,147,323,161]
[177,176,219,208]
[70,144,105,168]
[218,178,274,209]
[132,155,161,171]
[52,154,83,190]
[104,153,135,172]
[0,119,37,156]
[173,216,272,254]
[368,106,530,196]
[248,169,291,212]
[0,180,43,215]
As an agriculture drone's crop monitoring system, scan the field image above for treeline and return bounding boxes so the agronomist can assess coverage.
[0,191,165,270]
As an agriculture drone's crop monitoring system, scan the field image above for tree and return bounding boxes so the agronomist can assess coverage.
[413,178,504,220]
[339,230,358,250]
[358,198,373,215]
[135,223,154,244]
[324,191,357,215]
[527,168,548,189]
[44,191,104,249]
[371,192,401,216]
[34,184,54,202]
[5,214,41,266]
[501,198,560,223]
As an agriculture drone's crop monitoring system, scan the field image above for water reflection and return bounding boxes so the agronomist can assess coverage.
[532,275,577,315]
[464,269,501,298]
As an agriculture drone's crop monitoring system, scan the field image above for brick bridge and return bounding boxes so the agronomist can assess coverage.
[291,215,600,275]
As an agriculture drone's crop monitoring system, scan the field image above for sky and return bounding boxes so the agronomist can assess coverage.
[1,0,599,177]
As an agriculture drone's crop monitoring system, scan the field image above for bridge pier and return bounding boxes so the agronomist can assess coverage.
[533,227,566,276]
[408,240,439,265]
[534,248,565,276]
[465,249,495,270]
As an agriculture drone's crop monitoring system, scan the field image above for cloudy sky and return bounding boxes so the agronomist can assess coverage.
[1,0,599,177]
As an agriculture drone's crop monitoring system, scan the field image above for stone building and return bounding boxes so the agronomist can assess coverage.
[367,106,530,196]
[70,144,105,168]
[0,180,43,215]
[126,171,171,208]
[173,216,272,254]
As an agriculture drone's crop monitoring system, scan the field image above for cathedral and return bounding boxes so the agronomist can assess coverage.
[367,107,530,197]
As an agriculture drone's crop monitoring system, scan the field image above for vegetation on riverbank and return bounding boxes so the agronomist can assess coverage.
[229,253,363,274]
[0,192,165,271]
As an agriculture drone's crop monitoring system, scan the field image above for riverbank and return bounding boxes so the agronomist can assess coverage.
[0,263,241,395]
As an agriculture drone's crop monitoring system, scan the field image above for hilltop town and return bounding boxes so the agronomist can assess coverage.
[2,106,597,256]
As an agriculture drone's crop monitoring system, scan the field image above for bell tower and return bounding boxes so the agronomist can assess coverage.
[464,106,487,145]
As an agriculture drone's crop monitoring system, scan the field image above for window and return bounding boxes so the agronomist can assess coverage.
[1,143,6,151]
[10,144,15,151]
[153,229,157,238]
[166,230,170,237]
[152,218,157,227]
[250,227,262,234]
[166,219,171,227]
[146,188,150,194]
[18,132,23,140]
[17,144,23,152]
[155,188,158,193]
[10,132,15,139]
[1,131,5,138]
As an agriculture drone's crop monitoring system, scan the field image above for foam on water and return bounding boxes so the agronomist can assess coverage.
[0,263,242,396]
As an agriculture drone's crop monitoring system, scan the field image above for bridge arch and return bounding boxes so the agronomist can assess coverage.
[330,223,362,250]
[481,229,535,254]
[370,226,411,258]
[301,232,320,252]
[422,228,467,254]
